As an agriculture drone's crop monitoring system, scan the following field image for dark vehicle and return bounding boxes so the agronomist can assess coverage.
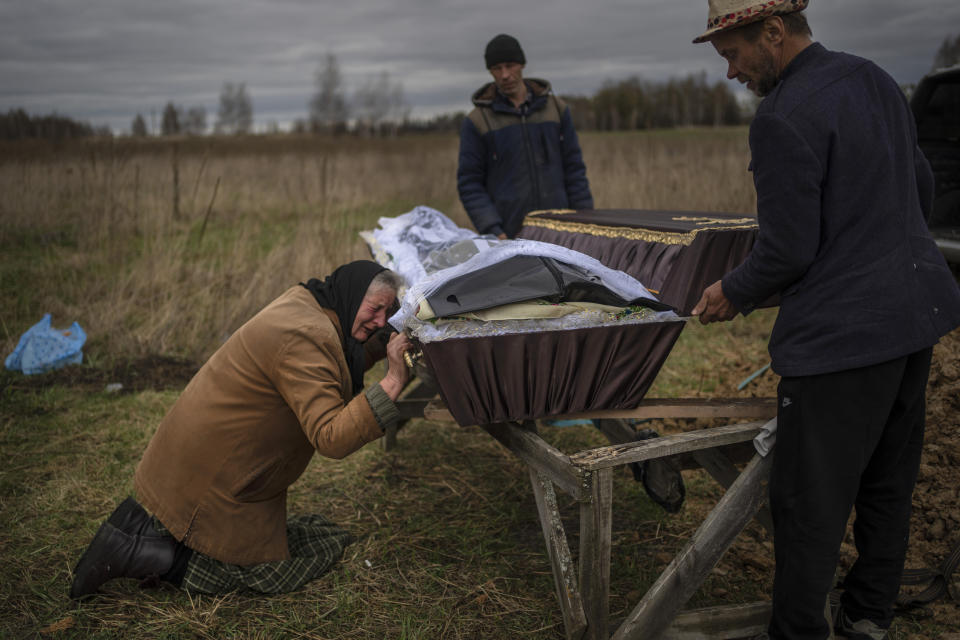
[911,65,960,266]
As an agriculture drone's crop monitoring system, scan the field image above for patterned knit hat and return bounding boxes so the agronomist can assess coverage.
[692,0,809,43]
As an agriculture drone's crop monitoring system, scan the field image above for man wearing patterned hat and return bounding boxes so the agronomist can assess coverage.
[457,34,593,239]
[690,1,960,639]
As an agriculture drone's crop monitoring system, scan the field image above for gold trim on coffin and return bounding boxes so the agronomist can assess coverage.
[523,210,757,247]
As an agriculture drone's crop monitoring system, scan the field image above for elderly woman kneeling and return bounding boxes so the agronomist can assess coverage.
[71,260,411,598]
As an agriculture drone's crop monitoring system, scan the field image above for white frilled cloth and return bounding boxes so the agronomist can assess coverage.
[359,205,484,290]
[361,206,681,343]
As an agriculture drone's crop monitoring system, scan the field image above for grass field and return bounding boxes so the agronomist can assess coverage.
[0,129,756,363]
[1,130,956,639]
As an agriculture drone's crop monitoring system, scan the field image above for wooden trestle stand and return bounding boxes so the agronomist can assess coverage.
[387,385,778,640]
[367,208,781,637]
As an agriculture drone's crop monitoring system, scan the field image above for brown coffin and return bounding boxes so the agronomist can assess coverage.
[420,209,759,426]
[518,209,759,315]
[420,320,685,426]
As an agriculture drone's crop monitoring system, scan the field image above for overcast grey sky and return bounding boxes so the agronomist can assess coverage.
[2,0,957,133]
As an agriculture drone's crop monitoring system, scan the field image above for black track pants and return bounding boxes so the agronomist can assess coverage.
[768,347,932,640]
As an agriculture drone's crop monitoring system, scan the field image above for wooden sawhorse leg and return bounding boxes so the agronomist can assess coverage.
[529,468,587,640]
[483,418,774,640]
[382,376,438,451]
[611,452,774,639]
[528,465,613,640]
[580,467,613,640]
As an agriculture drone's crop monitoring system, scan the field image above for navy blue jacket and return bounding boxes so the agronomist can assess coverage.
[723,43,960,377]
[457,78,593,238]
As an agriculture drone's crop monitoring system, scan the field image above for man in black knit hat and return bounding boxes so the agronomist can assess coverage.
[457,34,684,513]
[457,33,593,239]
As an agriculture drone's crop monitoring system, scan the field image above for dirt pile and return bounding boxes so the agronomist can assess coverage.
[728,330,960,631]
[1,355,198,394]
[898,328,960,627]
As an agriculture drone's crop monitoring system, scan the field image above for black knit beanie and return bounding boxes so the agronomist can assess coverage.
[484,34,525,68]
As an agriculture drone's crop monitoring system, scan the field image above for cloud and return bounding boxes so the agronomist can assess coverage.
[1,0,956,132]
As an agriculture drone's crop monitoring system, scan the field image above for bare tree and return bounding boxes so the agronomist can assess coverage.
[389,80,410,131]
[236,86,253,134]
[353,70,408,136]
[161,101,180,136]
[309,53,349,134]
[216,82,253,135]
[182,106,207,135]
[353,74,383,135]
[131,113,148,137]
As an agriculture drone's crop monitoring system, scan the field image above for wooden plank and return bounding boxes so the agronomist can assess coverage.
[400,377,440,401]
[380,423,397,451]
[382,377,438,451]
[482,422,587,500]
[593,420,762,479]
[561,398,776,421]
[424,398,455,422]
[529,468,587,640]
[570,421,766,471]
[677,442,756,471]
[591,418,637,445]
[692,448,775,535]
[592,419,756,469]
[580,468,613,640]
[422,398,776,424]
[661,602,771,639]
[611,453,773,640]
[395,398,433,420]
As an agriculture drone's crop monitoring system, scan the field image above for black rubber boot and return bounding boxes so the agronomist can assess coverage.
[69,522,177,599]
[106,497,162,538]
[632,428,686,513]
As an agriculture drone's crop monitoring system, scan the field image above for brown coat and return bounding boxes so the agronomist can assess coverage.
[134,286,383,565]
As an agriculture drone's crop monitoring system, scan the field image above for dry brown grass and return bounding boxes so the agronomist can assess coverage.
[587,129,756,214]
[2,130,957,639]
[0,129,760,640]
[0,129,754,363]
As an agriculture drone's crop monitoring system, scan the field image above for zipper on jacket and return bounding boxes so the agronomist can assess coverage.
[479,108,499,161]
[520,108,541,209]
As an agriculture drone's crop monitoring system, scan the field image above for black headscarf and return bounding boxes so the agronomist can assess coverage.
[301,260,386,396]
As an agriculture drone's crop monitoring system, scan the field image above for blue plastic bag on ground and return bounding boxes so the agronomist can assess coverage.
[5,314,87,375]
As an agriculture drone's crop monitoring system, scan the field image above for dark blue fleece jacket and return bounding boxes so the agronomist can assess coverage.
[457,78,593,238]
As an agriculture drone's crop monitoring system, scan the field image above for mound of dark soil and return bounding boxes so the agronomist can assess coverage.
[898,328,960,626]
[1,355,198,394]
[726,329,960,630]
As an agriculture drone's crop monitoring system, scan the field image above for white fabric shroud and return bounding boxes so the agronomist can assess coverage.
[361,206,681,340]
[359,205,491,290]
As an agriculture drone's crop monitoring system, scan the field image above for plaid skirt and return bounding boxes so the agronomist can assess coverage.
[178,514,355,595]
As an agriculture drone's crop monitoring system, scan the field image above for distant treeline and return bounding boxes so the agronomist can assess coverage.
[564,72,746,131]
[2,71,746,140]
[389,72,748,135]
[378,71,748,135]
[0,108,111,140]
